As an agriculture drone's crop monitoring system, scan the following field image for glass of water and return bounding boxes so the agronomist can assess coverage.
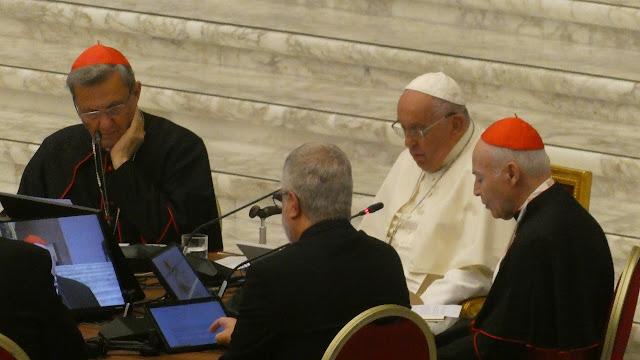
[181,233,208,259]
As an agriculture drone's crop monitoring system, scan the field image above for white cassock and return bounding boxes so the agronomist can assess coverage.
[359,121,515,332]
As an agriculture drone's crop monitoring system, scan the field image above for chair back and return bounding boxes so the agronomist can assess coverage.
[0,333,30,360]
[322,304,436,360]
[550,165,592,210]
[600,246,640,359]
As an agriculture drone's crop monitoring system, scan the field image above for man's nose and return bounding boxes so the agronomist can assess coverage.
[404,134,416,148]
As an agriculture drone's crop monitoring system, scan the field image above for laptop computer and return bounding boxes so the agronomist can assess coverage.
[0,192,98,221]
[146,297,227,353]
[5,213,143,315]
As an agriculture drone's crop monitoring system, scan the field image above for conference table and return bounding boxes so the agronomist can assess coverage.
[79,251,237,359]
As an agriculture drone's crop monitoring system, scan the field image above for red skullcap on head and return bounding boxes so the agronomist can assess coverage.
[71,43,130,71]
[481,116,544,151]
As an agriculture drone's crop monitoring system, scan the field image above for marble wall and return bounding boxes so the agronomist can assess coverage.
[1,0,638,356]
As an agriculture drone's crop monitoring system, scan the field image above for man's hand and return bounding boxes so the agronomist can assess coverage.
[111,110,145,169]
[210,317,237,345]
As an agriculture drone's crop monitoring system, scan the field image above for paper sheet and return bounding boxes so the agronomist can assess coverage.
[411,304,462,321]
[215,255,248,269]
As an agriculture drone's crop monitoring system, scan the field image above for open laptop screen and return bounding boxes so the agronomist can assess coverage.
[151,245,210,300]
[3,214,124,310]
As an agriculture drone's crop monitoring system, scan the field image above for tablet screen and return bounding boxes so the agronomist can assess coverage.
[151,245,210,300]
[149,299,226,351]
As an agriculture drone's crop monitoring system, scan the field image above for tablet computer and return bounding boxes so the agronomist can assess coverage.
[236,241,275,260]
[146,297,227,353]
[150,244,211,300]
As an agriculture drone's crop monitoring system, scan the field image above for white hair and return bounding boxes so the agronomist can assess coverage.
[282,143,352,223]
[489,145,551,179]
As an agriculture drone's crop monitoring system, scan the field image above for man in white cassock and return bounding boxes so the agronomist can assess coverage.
[359,72,514,333]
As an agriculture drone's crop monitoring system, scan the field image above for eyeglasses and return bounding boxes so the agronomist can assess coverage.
[76,93,132,122]
[391,112,456,139]
[272,189,289,208]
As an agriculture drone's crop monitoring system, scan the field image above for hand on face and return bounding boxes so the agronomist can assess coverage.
[110,109,145,169]
[209,316,237,345]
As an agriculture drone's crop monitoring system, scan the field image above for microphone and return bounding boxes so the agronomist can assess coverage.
[183,189,280,249]
[217,243,290,298]
[249,205,282,219]
[92,130,112,225]
[350,202,384,220]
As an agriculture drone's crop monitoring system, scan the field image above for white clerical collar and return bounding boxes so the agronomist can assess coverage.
[441,120,475,169]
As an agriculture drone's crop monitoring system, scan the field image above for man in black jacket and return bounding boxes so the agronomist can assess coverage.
[210,143,410,359]
[18,43,222,250]
[437,116,613,359]
[0,237,87,360]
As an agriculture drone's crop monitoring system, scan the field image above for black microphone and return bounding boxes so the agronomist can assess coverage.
[350,202,384,220]
[217,243,290,298]
[92,131,112,225]
[249,205,282,219]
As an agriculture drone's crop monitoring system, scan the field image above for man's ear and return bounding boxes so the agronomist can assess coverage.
[450,114,467,135]
[133,81,142,100]
[505,161,521,186]
[286,192,302,219]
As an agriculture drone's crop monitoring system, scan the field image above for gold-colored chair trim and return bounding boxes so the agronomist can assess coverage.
[0,333,30,360]
[550,164,592,211]
[321,304,437,360]
[600,246,640,360]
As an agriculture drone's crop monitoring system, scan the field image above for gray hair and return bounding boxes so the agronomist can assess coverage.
[66,64,136,98]
[431,97,471,123]
[489,145,551,179]
[281,143,353,223]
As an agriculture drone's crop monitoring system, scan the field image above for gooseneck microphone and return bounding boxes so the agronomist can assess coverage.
[350,202,384,220]
[92,130,112,226]
[248,205,282,219]
[217,243,290,298]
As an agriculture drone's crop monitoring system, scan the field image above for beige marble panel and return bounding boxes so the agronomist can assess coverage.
[3,0,639,106]
[63,0,640,81]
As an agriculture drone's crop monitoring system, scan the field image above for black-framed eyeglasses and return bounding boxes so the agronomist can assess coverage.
[76,92,132,122]
[272,189,289,208]
[391,112,457,139]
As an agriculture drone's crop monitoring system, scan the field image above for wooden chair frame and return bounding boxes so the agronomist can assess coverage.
[322,304,437,360]
[0,333,30,360]
[550,164,592,210]
[600,246,640,360]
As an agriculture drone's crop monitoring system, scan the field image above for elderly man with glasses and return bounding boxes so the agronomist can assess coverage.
[18,44,222,250]
[359,72,514,333]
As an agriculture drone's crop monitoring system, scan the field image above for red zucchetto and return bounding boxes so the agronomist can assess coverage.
[71,43,130,71]
[481,116,544,150]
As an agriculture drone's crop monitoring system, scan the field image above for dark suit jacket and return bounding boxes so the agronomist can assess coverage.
[0,238,87,360]
[222,219,410,360]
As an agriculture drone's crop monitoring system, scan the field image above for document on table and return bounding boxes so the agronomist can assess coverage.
[214,256,248,269]
[411,304,462,321]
